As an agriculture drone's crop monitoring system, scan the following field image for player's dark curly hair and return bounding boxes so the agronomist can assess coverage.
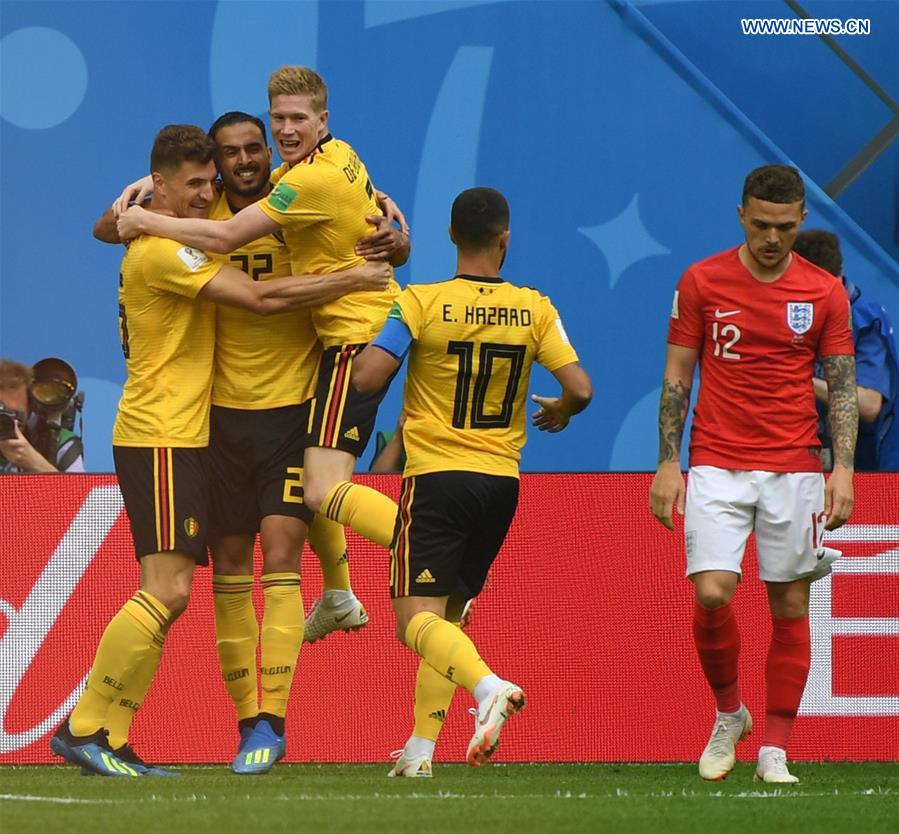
[150,124,216,176]
[742,164,805,207]
[793,229,843,277]
[451,187,510,250]
[208,111,268,144]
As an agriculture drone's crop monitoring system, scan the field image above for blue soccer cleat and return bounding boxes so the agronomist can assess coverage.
[231,719,286,775]
[50,721,141,777]
[114,743,180,777]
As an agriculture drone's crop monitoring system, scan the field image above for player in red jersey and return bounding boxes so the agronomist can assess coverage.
[650,165,857,784]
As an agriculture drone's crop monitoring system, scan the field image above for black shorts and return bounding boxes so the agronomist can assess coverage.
[390,471,519,599]
[208,403,314,538]
[306,343,392,458]
[113,445,210,563]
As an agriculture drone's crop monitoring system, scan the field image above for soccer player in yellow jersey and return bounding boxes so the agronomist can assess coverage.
[117,66,409,570]
[101,111,407,774]
[51,125,389,777]
[352,188,593,776]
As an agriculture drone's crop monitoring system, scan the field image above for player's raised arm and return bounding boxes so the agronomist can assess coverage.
[117,201,277,253]
[530,362,592,433]
[649,342,698,530]
[821,352,858,529]
[198,260,391,315]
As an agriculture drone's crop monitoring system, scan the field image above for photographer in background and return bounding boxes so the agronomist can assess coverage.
[793,231,899,472]
[0,359,85,473]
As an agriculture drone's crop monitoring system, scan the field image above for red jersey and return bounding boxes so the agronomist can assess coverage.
[668,247,853,472]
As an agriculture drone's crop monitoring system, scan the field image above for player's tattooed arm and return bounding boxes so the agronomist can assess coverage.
[822,353,858,470]
[657,378,691,464]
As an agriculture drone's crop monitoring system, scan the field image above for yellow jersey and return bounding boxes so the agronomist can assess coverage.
[113,235,222,447]
[209,191,321,409]
[393,276,579,478]
[259,136,400,348]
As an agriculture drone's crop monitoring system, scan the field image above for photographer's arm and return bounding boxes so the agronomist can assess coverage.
[0,423,58,473]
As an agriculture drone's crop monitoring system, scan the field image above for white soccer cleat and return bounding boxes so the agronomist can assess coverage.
[387,749,433,778]
[754,746,800,784]
[466,682,526,767]
[807,546,842,582]
[303,593,368,643]
[698,707,752,780]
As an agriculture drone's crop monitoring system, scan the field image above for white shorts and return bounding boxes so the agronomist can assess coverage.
[684,466,826,583]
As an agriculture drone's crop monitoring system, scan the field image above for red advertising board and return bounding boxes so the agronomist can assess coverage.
[1,474,897,764]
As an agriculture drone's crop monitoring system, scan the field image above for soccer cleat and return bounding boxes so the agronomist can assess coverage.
[698,707,753,780]
[466,682,526,767]
[807,546,842,582]
[114,743,180,777]
[50,721,141,777]
[303,593,369,643]
[387,748,433,778]
[231,719,286,775]
[755,746,800,784]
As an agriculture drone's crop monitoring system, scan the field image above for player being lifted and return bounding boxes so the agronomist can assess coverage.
[117,68,407,583]
[352,187,592,776]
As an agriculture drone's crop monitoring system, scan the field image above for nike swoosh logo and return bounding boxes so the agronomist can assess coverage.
[334,610,354,623]
[715,309,741,318]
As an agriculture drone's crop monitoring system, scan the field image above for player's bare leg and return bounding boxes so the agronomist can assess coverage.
[692,570,752,780]
[755,579,809,784]
[305,446,398,548]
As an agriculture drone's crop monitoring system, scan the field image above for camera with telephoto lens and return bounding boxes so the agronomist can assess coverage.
[29,357,84,431]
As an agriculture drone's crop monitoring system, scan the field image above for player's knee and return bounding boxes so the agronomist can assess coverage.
[394,612,413,645]
[302,483,326,514]
[395,619,410,645]
[694,586,734,609]
[148,584,191,620]
[261,548,301,575]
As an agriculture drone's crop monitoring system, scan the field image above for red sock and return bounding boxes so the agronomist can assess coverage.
[692,601,741,713]
[763,615,810,750]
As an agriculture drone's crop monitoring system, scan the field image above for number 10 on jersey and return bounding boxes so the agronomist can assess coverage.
[447,340,526,429]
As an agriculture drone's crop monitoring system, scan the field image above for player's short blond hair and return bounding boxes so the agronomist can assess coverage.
[268,66,328,112]
[0,359,33,392]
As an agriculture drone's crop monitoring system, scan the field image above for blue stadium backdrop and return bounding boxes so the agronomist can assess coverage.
[2,0,897,472]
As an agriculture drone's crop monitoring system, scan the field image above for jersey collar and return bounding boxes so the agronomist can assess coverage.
[454,273,503,284]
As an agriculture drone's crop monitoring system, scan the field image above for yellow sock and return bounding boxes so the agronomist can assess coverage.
[70,591,171,736]
[104,632,164,750]
[259,572,303,717]
[403,612,492,693]
[212,574,259,722]
[320,480,397,548]
[412,620,460,741]
[308,514,351,592]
